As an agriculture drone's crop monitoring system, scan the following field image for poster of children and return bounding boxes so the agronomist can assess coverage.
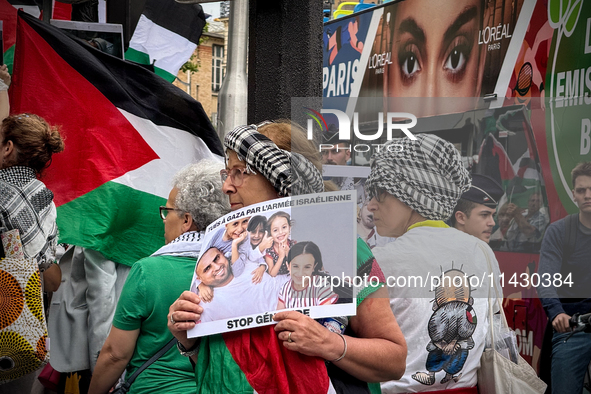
[187,190,358,338]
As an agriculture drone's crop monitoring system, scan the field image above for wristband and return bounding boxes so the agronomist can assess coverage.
[331,333,347,362]
[0,79,8,91]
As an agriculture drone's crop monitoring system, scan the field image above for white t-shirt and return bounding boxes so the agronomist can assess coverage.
[373,225,502,393]
[198,267,289,323]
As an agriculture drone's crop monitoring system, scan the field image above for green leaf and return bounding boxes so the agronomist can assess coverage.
[565,0,582,35]
[549,0,573,25]
[549,0,562,24]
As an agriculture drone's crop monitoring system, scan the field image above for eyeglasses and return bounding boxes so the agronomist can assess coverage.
[220,167,252,187]
[159,206,182,220]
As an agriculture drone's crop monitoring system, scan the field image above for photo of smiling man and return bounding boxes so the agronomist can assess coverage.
[194,247,287,323]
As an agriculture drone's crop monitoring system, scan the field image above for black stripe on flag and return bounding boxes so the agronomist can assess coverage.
[18,11,223,156]
[8,0,38,5]
[143,0,206,45]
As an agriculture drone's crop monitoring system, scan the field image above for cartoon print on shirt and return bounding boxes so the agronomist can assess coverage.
[412,265,477,385]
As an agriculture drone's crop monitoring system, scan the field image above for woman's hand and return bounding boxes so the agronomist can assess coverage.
[251,265,266,284]
[168,291,203,350]
[0,65,10,120]
[0,65,11,88]
[273,311,343,360]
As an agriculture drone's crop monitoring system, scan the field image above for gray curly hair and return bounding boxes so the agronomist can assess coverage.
[172,160,230,231]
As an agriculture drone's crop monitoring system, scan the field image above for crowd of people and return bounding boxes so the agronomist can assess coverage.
[2,60,591,393]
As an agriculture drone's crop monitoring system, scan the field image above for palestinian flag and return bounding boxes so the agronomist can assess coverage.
[0,0,39,73]
[10,11,223,266]
[478,133,516,186]
[125,0,206,82]
[0,0,70,73]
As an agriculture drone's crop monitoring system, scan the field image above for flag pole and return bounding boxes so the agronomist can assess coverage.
[217,0,249,139]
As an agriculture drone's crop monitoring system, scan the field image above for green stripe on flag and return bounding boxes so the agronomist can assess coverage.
[124,47,151,65]
[4,45,15,74]
[196,335,253,394]
[154,66,176,83]
[57,181,166,266]
[125,47,176,82]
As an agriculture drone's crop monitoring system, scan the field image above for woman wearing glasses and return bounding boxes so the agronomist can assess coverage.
[89,161,229,394]
[364,134,502,393]
[168,120,407,393]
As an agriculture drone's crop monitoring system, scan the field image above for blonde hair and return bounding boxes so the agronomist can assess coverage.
[259,120,337,192]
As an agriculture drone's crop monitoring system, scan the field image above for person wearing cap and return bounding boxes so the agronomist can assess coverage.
[367,134,502,393]
[321,134,351,167]
[450,174,504,243]
[321,125,355,190]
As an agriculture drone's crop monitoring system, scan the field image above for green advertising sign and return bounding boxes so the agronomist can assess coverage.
[547,0,591,212]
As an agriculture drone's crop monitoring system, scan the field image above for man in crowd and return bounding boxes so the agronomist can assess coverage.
[538,162,591,393]
[321,127,354,190]
[195,247,287,323]
[321,127,351,167]
[450,174,504,243]
[506,191,549,252]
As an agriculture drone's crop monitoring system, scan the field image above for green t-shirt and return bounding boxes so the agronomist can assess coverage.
[113,254,197,394]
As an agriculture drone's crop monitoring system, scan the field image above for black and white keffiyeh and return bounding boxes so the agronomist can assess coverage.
[366,134,471,220]
[0,166,58,266]
[151,230,204,258]
[224,124,324,196]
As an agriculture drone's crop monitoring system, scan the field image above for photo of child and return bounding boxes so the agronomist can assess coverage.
[244,215,273,283]
[277,241,338,309]
[265,211,296,277]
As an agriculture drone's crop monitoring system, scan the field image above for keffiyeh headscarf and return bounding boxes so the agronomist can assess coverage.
[224,123,324,196]
[366,134,471,220]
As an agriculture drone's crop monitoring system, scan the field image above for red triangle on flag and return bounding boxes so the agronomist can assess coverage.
[0,0,18,50]
[10,14,159,207]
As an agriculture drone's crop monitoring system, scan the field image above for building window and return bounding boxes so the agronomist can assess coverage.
[212,45,224,92]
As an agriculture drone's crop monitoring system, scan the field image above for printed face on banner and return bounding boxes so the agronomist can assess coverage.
[387,0,485,100]
[323,0,525,117]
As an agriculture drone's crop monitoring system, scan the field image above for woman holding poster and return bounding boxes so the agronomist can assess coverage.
[168,121,406,393]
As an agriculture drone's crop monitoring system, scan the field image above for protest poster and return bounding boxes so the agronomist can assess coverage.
[187,190,358,338]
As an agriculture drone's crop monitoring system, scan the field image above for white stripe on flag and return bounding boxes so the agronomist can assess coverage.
[11,5,41,18]
[112,109,223,198]
[128,14,197,77]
